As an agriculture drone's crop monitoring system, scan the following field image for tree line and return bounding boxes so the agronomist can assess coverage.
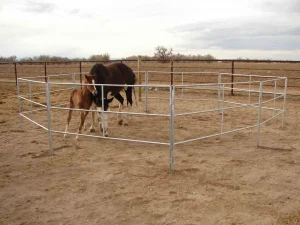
[0,46,217,62]
[0,54,110,63]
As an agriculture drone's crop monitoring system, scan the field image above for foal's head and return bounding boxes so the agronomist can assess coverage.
[85,74,97,96]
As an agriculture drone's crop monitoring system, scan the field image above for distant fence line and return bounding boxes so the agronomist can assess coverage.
[1,59,300,94]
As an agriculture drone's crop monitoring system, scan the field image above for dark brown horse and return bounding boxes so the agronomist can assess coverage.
[86,62,136,136]
[64,74,97,140]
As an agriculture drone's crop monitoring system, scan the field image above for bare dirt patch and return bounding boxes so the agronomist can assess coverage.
[0,83,300,225]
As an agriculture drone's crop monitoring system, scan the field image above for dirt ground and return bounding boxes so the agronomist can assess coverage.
[0,82,300,225]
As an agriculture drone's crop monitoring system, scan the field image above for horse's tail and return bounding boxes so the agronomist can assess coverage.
[125,86,133,106]
[128,67,136,85]
[131,69,138,106]
[119,64,137,107]
[125,67,137,107]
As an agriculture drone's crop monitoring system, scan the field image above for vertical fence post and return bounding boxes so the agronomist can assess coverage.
[14,63,18,86]
[79,61,82,87]
[44,62,47,83]
[45,82,53,153]
[273,80,277,116]
[138,56,142,101]
[29,81,33,118]
[282,78,288,127]
[170,60,174,85]
[221,84,225,133]
[101,85,105,137]
[169,85,175,172]
[231,60,234,96]
[256,82,263,147]
[17,78,23,130]
[145,71,149,112]
[72,73,76,89]
[217,73,221,111]
[248,75,252,104]
[181,72,184,98]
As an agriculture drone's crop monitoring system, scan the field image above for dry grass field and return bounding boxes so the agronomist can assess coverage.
[0,62,300,225]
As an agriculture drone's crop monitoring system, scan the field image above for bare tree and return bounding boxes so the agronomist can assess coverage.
[88,53,110,61]
[123,55,153,60]
[154,46,173,60]
[0,56,17,62]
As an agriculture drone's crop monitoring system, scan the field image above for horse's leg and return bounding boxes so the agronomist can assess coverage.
[97,107,109,137]
[97,109,102,130]
[89,104,96,132]
[103,109,109,136]
[76,111,89,140]
[123,87,134,126]
[123,104,131,126]
[118,103,123,125]
[114,93,124,125]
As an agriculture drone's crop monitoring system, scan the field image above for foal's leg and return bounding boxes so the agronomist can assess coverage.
[64,105,74,138]
[76,111,89,140]
[64,110,72,138]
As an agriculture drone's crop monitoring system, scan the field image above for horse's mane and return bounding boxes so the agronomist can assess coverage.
[89,63,101,75]
[90,64,109,85]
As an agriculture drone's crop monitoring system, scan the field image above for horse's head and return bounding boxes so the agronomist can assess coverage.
[85,74,97,96]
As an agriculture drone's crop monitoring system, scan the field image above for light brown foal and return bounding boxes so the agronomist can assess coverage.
[64,74,97,139]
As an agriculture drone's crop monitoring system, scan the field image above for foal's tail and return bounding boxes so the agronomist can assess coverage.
[67,90,76,122]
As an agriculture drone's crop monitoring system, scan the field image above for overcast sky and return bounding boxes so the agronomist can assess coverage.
[1,0,300,60]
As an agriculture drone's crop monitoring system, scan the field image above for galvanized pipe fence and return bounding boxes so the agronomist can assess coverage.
[17,71,287,172]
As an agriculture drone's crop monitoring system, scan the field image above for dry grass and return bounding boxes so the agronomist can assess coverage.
[277,210,300,225]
